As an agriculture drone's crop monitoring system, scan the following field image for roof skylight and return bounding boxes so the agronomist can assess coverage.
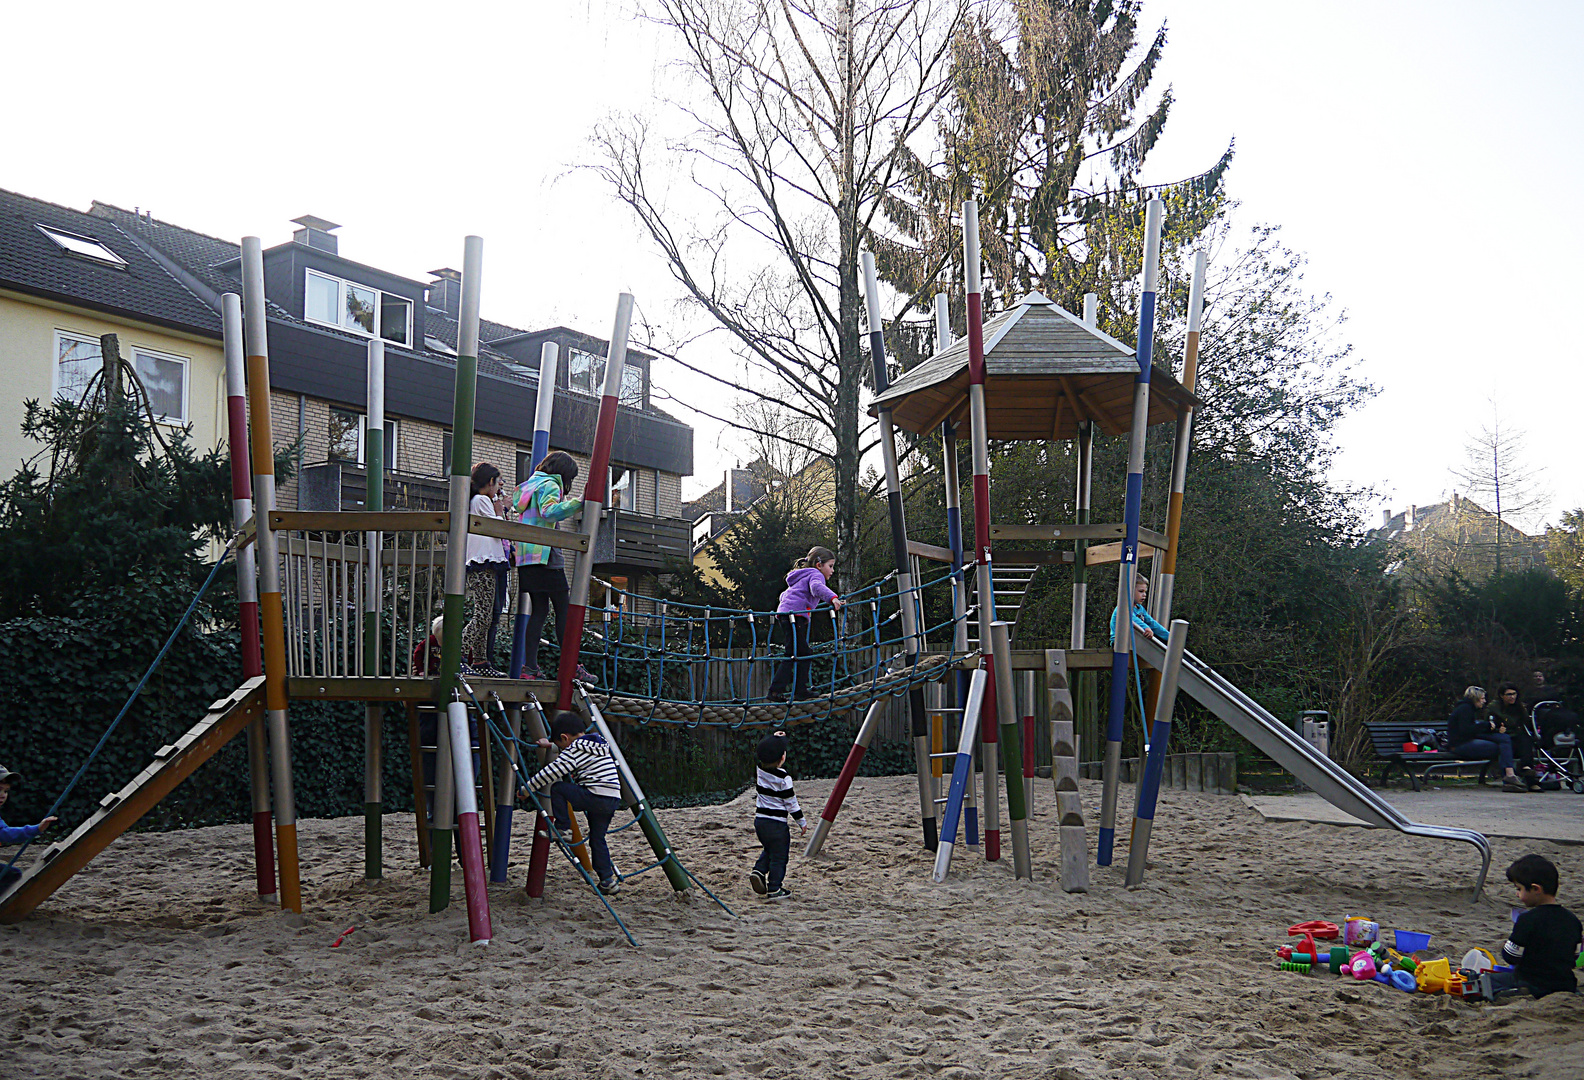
[37,225,127,267]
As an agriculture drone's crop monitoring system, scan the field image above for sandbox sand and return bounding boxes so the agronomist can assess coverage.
[2,775,1581,1079]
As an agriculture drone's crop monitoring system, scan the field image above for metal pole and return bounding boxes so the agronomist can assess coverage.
[991,622,1030,879]
[932,668,987,882]
[1126,618,1187,887]
[1071,294,1097,649]
[221,292,275,904]
[1156,251,1206,624]
[963,199,1001,862]
[554,294,632,711]
[580,688,691,893]
[511,342,560,679]
[241,238,300,912]
[862,252,934,852]
[1022,669,1036,810]
[1099,198,1164,867]
[364,338,385,880]
[434,234,485,911]
[447,697,493,942]
[490,703,523,883]
[805,698,887,857]
[936,293,976,847]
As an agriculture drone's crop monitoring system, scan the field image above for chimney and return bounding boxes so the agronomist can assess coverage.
[291,215,340,254]
[724,468,735,513]
[428,268,463,318]
[1382,508,1391,529]
[1407,505,1418,527]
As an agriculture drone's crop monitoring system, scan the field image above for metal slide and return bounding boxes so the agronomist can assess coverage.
[0,678,266,922]
[1133,635,1491,900]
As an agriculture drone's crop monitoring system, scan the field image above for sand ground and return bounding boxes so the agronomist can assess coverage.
[2,775,1581,1079]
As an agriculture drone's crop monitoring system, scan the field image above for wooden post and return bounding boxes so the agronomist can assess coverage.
[406,703,431,869]
[241,237,301,912]
[220,293,275,903]
[991,622,1031,880]
[1099,198,1164,867]
[1048,649,1087,891]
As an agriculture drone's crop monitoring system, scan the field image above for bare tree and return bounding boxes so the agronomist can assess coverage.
[1449,403,1548,572]
[593,0,965,589]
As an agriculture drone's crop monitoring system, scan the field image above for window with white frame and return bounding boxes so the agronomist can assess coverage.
[52,332,189,423]
[37,225,127,267]
[130,347,189,423]
[609,465,632,510]
[54,331,102,405]
[305,270,412,347]
[567,347,645,407]
[328,406,398,466]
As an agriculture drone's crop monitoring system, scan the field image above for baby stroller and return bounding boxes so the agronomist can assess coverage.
[1528,701,1584,794]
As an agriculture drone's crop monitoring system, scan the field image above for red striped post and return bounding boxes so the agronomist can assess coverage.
[447,698,492,943]
[963,199,1001,861]
[221,292,275,903]
[804,699,886,857]
[526,294,633,900]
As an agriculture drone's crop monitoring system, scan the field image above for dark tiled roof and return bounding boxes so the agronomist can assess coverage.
[0,188,220,336]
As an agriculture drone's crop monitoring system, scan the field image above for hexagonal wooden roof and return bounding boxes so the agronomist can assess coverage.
[870,292,1198,439]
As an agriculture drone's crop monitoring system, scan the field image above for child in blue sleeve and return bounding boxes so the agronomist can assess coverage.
[1109,573,1167,644]
[0,765,58,890]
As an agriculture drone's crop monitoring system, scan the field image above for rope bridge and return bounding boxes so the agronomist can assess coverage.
[580,563,971,729]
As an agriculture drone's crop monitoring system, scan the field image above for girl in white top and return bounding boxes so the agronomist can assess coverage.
[462,462,510,676]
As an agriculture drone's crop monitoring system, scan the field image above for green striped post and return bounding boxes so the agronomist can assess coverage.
[433,235,484,912]
[364,339,385,879]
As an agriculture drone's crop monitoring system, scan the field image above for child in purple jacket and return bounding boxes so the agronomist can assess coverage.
[766,546,844,702]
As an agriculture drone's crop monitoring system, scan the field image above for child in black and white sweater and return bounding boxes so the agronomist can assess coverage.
[748,731,805,901]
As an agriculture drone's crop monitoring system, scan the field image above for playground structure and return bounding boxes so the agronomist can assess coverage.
[0,198,1495,934]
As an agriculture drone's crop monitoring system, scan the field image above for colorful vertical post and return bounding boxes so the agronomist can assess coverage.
[221,291,275,903]
[1126,618,1187,887]
[936,292,977,848]
[1098,198,1164,867]
[1155,251,1206,625]
[1071,293,1097,650]
[990,622,1031,879]
[510,342,559,679]
[932,668,987,882]
[804,698,887,857]
[861,252,934,852]
[555,294,631,712]
[364,338,385,880]
[447,697,493,942]
[434,234,485,910]
[963,199,1001,862]
[240,238,301,912]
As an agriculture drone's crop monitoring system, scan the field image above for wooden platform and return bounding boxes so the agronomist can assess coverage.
[288,676,558,703]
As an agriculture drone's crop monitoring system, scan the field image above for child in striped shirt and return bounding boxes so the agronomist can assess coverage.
[522,712,625,895]
[748,731,805,901]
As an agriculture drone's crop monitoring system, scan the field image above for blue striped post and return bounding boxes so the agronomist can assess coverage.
[932,668,988,883]
[1099,198,1164,867]
[1126,618,1188,887]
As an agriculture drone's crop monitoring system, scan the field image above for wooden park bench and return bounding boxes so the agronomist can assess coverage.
[1366,721,1493,792]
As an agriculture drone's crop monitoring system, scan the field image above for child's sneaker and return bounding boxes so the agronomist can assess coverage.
[598,877,620,896]
[748,869,768,895]
[519,666,542,681]
[574,664,599,686]
[474,665,506,678]
[765,886,792,901]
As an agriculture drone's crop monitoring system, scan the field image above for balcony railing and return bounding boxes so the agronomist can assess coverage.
[298,461,450,513]
[610,510,690,570]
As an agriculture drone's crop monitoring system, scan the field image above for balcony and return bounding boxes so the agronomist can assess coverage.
[609,510,690,570]
[298,461,450,513]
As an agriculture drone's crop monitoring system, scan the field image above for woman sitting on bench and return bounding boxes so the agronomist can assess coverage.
[1448,686,1526,793]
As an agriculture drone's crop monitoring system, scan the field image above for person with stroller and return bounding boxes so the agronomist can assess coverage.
[1447,686,1528,794]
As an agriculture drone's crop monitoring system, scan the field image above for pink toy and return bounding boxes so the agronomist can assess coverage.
[1344,917,1379,947]
[1346,950,1377,981]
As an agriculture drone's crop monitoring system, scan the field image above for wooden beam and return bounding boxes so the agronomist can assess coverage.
[1050,394,1065,441]
[288,676,556,702]
[992,523,1125,541]
[917,387,968,436]
[1064,377,1128,436]
[907,539,956,563]
[237,514,257,550]
[937,648,1112,671]
[991,549,1074,565]
[271,510,449,533]
[467,514,589,552]
[1086,541,1159,565]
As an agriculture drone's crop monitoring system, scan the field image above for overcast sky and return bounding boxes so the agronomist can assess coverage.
[4,0,1579,524]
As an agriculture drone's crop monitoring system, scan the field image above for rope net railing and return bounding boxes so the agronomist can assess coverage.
[581,562,972,729]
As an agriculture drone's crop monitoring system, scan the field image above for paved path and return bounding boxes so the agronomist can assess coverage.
[1242,784,1583,845]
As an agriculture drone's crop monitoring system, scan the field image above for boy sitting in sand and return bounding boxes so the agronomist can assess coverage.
[521,713,625,896]
[0,764,57,890]
[1493,854,1581,999]
[748,731,805,901]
